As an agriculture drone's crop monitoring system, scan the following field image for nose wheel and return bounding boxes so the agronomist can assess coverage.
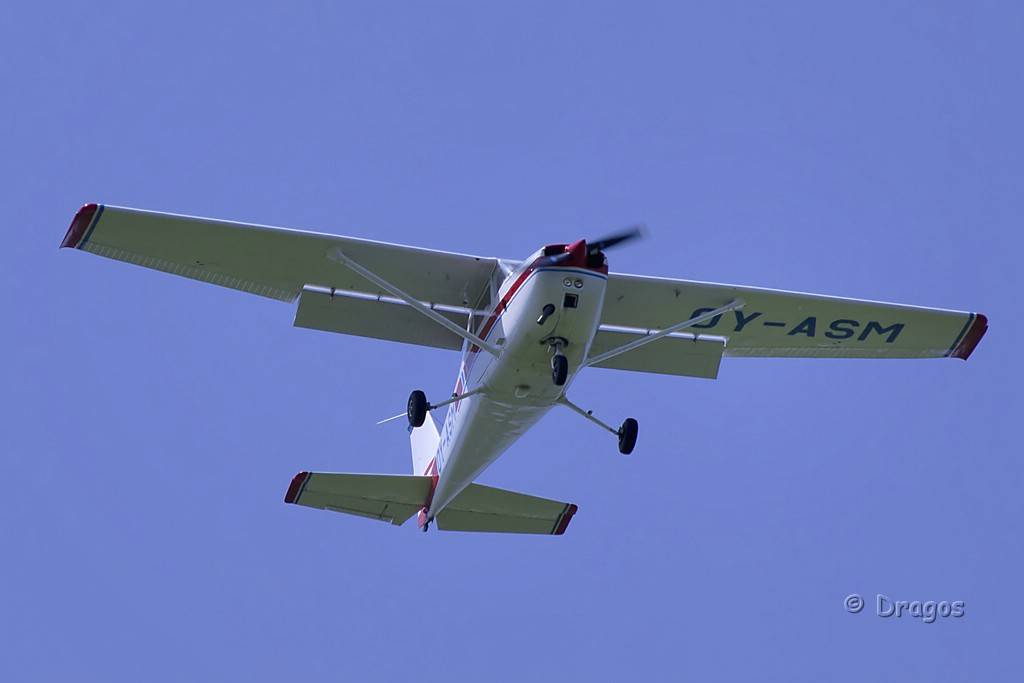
[545,337,569,386]
[551,354,568,386]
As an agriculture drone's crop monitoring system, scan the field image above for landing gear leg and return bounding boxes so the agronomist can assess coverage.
[557,396,639,456]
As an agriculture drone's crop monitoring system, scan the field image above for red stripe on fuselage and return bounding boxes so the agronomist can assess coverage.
[461,260,542,378]
[469,261,540,355]
[462,261,606,379]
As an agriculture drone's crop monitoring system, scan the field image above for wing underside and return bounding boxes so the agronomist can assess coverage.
[586,327,725,378]
[61,203,987,362]
[61,203,498,307]
[600,272,987,360]
[293,285,474,351]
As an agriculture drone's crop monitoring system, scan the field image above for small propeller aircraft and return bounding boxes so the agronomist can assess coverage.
[61,204,988,535]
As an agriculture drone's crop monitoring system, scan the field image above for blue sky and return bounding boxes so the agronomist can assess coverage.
[3,2,1021,680]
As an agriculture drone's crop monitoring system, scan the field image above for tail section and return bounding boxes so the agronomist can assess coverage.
[438,483,578,535]
[284,472,578,535]
[410,413,440,475]
[285,406,577,536]
[284,472,432,525]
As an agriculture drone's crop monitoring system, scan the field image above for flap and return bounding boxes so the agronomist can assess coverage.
[587,327,725,379]
[294,285,473,350]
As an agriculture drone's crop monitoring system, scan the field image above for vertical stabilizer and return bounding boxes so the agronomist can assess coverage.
[410,414,440,475]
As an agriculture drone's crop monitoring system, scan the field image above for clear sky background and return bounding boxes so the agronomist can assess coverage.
[2,2,1021,680]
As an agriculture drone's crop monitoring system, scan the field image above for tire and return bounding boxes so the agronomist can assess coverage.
[407,390,428,428]
[618,418,638,455]
[552,355,568,386]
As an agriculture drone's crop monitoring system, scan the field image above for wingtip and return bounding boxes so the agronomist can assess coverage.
[952,313,988,361]
[61,203,101,249]
[284,471,311,504]
[553,503,578,535]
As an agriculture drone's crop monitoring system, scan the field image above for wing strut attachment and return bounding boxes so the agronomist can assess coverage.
[584,299,744,367]
[329,248,501,356]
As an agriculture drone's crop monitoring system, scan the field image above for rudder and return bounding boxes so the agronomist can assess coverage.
[410,413,440,475]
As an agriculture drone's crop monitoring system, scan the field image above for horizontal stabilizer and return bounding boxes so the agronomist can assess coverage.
[285,473,578,535]
[285,472,431,525]
[438,483,577,535]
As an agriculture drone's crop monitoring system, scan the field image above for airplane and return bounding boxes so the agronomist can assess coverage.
[61,203,988,535]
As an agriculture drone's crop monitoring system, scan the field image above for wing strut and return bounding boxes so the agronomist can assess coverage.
[329,248,501,357]
[584,299,744,368]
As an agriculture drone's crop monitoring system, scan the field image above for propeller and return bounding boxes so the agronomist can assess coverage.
[540,224,645,267]
[587,225,645,254]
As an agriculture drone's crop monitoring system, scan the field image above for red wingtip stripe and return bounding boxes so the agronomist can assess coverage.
[284,471,311,504]
[61,203,99,249]
[952,313,988,361]
[553,504,578,535]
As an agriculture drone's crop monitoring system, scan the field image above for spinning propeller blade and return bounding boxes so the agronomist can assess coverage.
[586,225,644,254]
[538,224,645,266]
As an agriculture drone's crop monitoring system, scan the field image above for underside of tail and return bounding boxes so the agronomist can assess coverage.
[285,472,577,535]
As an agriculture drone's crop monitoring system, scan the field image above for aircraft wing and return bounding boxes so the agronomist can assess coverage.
[61,204,498,306]
[601,272,988,360]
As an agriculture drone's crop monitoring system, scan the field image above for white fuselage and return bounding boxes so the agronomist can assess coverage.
[425,258,608,518]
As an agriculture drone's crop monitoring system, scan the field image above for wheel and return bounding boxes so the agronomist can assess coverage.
[618,418,638,455]
[551,354,568,386]
[407,390,428,428]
